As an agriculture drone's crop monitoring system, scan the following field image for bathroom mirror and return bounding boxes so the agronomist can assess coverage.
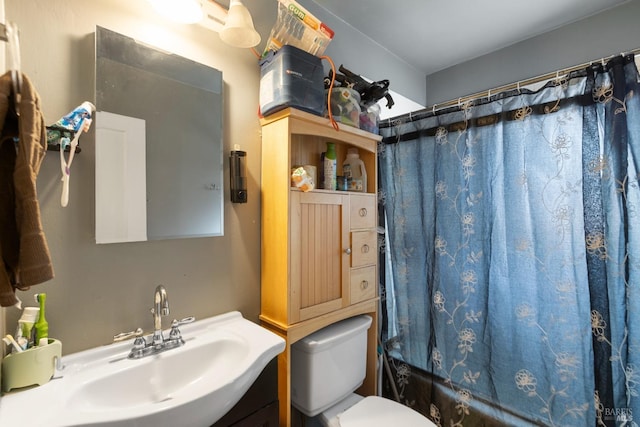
[95,26,224,243]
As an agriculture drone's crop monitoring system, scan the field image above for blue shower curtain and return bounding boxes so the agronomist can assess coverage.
[379,55,640,426]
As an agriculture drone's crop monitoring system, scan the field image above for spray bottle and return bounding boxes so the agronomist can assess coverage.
[323,142,337,191]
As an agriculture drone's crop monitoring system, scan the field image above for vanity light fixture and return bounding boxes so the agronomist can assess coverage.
[147,0,204,24]
[148,0,261,48]
[200,0,261,48]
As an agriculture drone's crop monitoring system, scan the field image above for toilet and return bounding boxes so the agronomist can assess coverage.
[291,315,436,427]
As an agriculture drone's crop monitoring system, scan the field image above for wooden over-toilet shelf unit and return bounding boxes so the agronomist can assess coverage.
[259,108,381,427]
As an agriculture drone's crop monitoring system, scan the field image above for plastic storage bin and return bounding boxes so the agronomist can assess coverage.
[359,103,381,134]
[327,88,361,128]
[259,45,325,117]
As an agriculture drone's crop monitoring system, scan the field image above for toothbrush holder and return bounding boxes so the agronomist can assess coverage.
[2,339,62,393]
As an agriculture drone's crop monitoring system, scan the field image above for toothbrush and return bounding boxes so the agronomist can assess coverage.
[57,101,95,207]
[60,124,83,207]
[3,334,24,353]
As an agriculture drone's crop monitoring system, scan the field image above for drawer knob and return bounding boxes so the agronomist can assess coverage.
[359,208,368,217]
[361,280,369,289]
[361,244,370,253]
[344,248,352,255]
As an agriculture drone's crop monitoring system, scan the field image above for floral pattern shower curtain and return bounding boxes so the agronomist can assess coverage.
[378,55,640,426]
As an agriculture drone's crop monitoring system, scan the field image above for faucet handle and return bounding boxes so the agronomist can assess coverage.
[169,317,196,341]
[113,327,144,342]
[171,317,196,328]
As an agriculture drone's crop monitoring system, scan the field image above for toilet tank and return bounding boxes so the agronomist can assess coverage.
[290,315,372,416]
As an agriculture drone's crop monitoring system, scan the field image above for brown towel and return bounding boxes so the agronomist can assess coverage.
[0,72,54,307]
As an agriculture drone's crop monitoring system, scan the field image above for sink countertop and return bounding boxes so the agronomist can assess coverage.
[0,311,285,427]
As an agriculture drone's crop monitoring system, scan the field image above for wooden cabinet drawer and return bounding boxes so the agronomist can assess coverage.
[350,266,376,304]
[350,194,376,229]
[351,230,377,267]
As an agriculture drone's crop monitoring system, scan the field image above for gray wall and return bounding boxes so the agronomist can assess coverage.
[3,0,637,356]
[2,0,414,356]
[3,0,275,354]
[426,0,640,105]
[299,0,427,106]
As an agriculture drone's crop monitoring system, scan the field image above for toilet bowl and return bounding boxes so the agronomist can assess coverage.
[290,315,436,427]
[319,393,435,427]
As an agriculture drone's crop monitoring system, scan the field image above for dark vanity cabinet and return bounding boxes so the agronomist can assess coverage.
[211,359,279,427]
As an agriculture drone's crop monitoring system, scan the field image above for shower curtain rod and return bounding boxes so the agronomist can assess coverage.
[390,47,640,123]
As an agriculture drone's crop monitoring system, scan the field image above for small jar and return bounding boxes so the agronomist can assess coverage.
[336,175,350,191]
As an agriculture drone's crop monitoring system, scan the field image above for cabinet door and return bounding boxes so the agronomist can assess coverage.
[226,401,279,427]
[290,191,350,323]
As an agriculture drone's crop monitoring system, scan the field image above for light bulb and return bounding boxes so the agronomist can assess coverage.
[148,0,203,24]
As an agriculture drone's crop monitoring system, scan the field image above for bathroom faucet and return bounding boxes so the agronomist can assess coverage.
[151,285,170,346]
[113,285,195,359]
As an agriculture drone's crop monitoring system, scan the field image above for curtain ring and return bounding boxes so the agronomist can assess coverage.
[458,98,462,108]
[487,89,491,101]
[432,104,437,115]
[555,70,563,86]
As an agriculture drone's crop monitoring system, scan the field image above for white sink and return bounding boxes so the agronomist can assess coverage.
[0,311,285,427]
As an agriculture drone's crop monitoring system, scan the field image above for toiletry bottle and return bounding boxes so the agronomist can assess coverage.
[324,142,337,191]
[342,148,367,192]
[319,152,326,189]
[34,294,49,346]
[18,307,39,348]
[13,324,26,350]
[56,101,95,132]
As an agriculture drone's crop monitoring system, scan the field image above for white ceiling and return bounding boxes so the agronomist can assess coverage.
[309,0,629,76]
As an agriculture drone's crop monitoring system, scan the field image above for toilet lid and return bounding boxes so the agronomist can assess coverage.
[337,396,436,427]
